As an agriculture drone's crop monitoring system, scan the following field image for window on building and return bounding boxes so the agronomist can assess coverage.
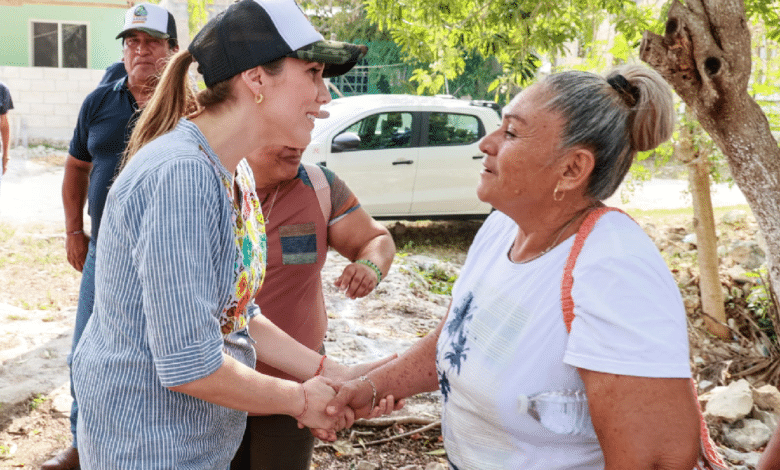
[32,21,87,68]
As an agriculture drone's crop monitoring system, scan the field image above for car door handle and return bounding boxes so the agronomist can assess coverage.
[392,160,414,165]
[472,155,484,160]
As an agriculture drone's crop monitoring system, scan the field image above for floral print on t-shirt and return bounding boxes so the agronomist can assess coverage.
[437,291,475,402]
[205,150,267,335]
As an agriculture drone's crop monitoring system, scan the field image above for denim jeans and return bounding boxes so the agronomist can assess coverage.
[67,240,96,448]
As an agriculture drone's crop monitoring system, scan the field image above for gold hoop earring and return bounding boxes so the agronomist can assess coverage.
[255,93,264,105]
[553,182,565,202]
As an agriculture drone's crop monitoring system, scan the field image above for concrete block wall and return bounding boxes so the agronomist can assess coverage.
[0,65,106,147]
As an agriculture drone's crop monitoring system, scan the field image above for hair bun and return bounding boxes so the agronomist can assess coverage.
[612,65,674,152]
[607,74,640,108]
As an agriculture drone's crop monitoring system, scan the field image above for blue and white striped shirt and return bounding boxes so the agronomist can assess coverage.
[72,119,259,470]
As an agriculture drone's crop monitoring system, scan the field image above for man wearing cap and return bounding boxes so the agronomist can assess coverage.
[43,4,178,469]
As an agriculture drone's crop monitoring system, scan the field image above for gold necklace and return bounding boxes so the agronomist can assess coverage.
[510,207,592,264]
[262,184,281,225]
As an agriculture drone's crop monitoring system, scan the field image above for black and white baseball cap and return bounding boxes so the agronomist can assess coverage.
[116,3,178,43]
[189,0,368,87]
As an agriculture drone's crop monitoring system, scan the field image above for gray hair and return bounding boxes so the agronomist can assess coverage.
[541,64,675,200]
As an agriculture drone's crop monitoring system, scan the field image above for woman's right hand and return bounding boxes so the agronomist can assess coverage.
[307,392,403,442]
[323,375,376,424]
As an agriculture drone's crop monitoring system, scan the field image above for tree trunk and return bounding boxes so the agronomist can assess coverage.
[676,110,729,339]
[689,156,730,339]
[640,0,780,311]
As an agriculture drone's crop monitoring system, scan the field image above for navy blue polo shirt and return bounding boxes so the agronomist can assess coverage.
[99,61,127,86]
[0,81,13,115]
[69,77,138,240]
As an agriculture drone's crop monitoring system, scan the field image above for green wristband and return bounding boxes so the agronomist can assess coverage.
[355,259,382,284]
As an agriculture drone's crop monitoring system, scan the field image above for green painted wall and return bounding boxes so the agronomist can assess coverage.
[0,2,127,69]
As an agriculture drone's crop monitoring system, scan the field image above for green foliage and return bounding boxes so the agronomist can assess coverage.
[751,61,780,137]
[446,53,504,101]
[187,0,213,36]
[411,69,447,95]
[622,3,779,187]
[412,265,457,296]
[29,394,46,411]
[36,142,69,151]
[0,223,15,243]
[746,1,780,137]
[742,267,779,345]
[672,110,733,184]
[642,9,780,187]
[299,0,391,43]
[745,0,780,41]
[363,0,658,95]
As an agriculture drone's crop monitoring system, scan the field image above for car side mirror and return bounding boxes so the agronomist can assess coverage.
[331,132,361,153]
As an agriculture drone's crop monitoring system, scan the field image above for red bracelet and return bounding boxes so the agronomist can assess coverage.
[295,387,309,420]
[315,355,327,376]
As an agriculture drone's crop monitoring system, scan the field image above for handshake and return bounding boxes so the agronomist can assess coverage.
[292,354,404,442]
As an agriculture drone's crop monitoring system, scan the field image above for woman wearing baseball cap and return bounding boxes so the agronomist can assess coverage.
[70,1,386,468]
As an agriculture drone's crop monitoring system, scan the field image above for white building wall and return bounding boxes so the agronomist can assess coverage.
[0,65,106,147]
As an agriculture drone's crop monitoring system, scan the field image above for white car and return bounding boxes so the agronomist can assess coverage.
[302,94,501,219]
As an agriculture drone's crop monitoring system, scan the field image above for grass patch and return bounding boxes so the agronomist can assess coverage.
[388,220,482,261]
[387,205,752,261]
[0,224,15,243]
[28,394,47,411]
[625,204,751,221]
[36,153,68,167]
[0,224,80,310]
[410,264,457,296]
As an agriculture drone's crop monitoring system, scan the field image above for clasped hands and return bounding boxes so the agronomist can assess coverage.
[294,355,401,442]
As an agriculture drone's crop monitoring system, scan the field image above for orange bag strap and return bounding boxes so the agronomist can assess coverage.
[561,207,622,333]
[560,206,727,470]
[302,162,332,223]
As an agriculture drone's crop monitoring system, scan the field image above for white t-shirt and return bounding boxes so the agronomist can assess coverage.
[436,210,691,470]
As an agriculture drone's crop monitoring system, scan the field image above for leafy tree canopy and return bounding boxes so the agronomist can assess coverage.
[362,0,779,96]
[745,0,780,41]
[363,0,660,95]
[299,0,391,42]
[182,0,777,100]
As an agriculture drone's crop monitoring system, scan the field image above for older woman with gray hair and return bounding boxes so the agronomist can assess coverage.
[327,63,727,469]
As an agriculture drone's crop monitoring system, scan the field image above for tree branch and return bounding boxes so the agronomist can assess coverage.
[353,416,438,427]
[354,420,441,447]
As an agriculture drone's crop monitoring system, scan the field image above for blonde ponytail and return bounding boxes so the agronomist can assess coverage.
[123,50,199,167]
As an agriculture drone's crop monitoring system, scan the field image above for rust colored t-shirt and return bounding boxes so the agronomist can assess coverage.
[253,164,359,383]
